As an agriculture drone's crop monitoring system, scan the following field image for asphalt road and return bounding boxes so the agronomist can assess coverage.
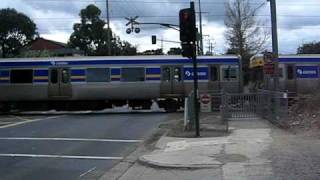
[0,112,172,180]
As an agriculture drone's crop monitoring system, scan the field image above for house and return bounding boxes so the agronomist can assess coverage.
[22,37,83,57]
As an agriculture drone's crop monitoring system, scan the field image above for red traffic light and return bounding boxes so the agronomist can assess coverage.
[179,8,196,42]
[182,12,189,21]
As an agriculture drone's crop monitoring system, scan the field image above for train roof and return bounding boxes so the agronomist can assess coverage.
[251,54,320,64]
[0,55,239,62]
[0,55,240,68]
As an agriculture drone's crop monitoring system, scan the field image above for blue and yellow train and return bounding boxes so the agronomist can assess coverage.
[0,55,242,112]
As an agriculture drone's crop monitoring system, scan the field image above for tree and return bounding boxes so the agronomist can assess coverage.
[68,4,136,56]
[18,50,53,58]
[167,47,182,55]
[139,49,164,55]
[224,0,268,83]
[121,41,137,56]
[0,8,37,58]
[297,41,320,54]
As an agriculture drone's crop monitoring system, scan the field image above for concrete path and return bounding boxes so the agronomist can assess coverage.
[117,118,320,180]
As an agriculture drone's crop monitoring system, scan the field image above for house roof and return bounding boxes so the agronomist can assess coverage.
[25,37,67,51]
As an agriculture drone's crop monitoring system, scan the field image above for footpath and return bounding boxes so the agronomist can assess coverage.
[101,114,320,180]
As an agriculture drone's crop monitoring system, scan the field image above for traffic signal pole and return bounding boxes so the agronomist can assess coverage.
[190,2,200,137]
[192,47,200,137]
[179,2,200,137]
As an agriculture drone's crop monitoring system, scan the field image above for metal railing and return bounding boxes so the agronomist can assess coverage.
[221,90,288,125]
[257,90,288,126]
[184,90,288,131]
[222,93,261,119]
[184,91,228,132]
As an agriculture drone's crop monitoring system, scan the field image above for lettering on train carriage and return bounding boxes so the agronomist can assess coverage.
[184,67,208,80]
[296,66,319,79]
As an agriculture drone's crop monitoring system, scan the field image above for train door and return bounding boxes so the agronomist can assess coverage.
[160,66,184,96]
[285,64,297,93]
[48,68,72,98]
[208,65,220,92]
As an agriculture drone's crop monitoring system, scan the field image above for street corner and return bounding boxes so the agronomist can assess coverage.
[138,137,225,169]
[138,152,223,169]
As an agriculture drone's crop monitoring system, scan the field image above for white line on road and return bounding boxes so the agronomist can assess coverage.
[0,116,64,129]
[0,137,142,143]
[0,154,123,160]
[79,167,97,178]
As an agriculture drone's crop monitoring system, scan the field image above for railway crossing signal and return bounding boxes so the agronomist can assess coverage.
[125,16,141,34]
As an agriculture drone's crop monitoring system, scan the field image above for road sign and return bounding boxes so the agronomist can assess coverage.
[200,94,211,112]
[264,63,275,75]
[263,52,275,63]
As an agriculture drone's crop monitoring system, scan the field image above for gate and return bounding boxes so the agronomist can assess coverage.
[221,90,288,123]
[221,93,261,120]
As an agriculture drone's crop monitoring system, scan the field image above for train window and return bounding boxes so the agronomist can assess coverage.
[50,69,58,84]
[61,69,70,83]
[222,68,237,81]
[87,68,110,82]
[121,68,145,82]
[162,67,171,82]
[287,66,294,80]
[173,67,182,82]
[210,66,218,81]
[278,68,284,78]
[10,69,33,84]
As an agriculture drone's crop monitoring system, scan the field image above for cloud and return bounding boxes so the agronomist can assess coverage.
[1,0,320,54]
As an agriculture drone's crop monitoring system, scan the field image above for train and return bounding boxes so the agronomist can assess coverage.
[250,54,320,94]
[0,55,242,112]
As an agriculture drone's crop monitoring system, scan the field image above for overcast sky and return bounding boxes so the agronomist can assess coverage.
[2,0,320,54]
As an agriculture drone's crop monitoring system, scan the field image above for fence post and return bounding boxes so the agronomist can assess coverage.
[184,97,189,129]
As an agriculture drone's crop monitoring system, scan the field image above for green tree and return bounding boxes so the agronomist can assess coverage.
[167,47,182,55]
[139,49,164,55]
[297,41,320,54]
[69,4,136,56]
[0,8,37,58]
[121,41,137,56]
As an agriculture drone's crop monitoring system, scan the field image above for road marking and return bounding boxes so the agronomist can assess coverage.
[0,137,142,143]
[79,167,97,178]
[0,116,63,129]
[0,154,123,160]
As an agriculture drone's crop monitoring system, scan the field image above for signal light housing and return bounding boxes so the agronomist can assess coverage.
[179,8,196,43]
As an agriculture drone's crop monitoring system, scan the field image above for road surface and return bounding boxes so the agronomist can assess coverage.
[0,112,172,180]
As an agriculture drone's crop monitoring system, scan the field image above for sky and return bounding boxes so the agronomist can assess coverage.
[1,0,320,54]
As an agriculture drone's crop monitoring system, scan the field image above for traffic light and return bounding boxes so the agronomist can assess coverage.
[151,35,157,44]
[181,43,195,58]
[179,8,196,43]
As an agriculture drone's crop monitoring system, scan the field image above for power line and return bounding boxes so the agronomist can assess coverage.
[22,0,320,6]
[30,14,320,20]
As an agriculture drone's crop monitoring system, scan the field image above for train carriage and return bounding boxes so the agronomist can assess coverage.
[250,55,320,94]
[0,55,242,112]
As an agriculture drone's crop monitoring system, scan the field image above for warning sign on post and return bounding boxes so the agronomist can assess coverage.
[200,94,212,112]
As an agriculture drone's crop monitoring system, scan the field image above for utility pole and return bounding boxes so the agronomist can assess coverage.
[198,0,204,55]
[161,37,164,53]
[269,0,279,90]
[106,0,112,56]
